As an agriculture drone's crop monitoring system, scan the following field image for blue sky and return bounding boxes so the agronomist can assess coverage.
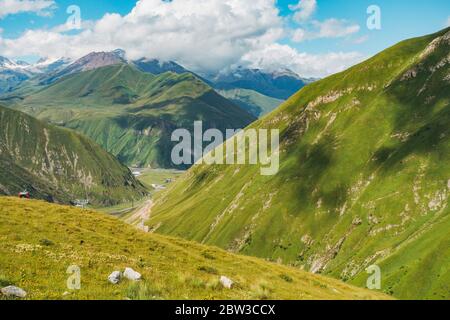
[0,0,449,77]
[279,0,450,54]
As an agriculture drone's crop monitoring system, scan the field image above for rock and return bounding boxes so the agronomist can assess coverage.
[220,276,234,289]
[123,267,141,281]
[352,217,363,226]
[108,271,122,284]
[62,291,71,296]
[1,286,27,298]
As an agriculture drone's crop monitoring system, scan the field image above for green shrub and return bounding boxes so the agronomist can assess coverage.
[279,274,293,283]
[197,266,218,275]
[125,282,162,300]
[39,239,54,246]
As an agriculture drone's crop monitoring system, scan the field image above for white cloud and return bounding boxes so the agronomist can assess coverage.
[241,43,365,78]
[352,35,369,44]
[289,0,317,23]
[0,0,283,72]
[0,0,365,78]
[313,19,360,38]
[292,19,360,42]
[0,0,56,18]
[446,16,450,27]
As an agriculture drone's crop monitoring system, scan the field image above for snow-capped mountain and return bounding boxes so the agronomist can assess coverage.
[0,56,20,69]
[0,56,72,93]
[31,57,72,74]
[0,56,34,93]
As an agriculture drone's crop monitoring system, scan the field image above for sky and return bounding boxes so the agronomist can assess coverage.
[0,0,449,77]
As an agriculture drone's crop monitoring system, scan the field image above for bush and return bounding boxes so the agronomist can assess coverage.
[201,252,215,260]
[251,283,273,300]
[0,275,13,287]
[197,266,218,275]
[39,239,54,246]
[125,282,162,300]
[279,274,293,283]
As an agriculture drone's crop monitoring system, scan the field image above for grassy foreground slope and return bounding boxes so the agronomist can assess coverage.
[5,64,255,168]
[0,106,146,205]
[148,28,450,299]
[0,197,388,300]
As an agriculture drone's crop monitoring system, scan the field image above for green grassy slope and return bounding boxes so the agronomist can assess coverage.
[148,28,450,299]
[4,64,256,168]
[0,197,389,300]
[0,105,147,205]
[217,88,284,117]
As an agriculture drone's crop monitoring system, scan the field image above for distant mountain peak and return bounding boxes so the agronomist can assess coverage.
[210,66,310,100]
[38,50,127,85]
[132,57,189,75]
[0,56,18,69]
[75,50,127,69]
[112,48,126,59]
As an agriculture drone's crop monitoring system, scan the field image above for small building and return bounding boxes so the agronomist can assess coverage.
[132,171,141,177]
[18,191,30,199]
[71,199,89,208]
[151,184,166,191]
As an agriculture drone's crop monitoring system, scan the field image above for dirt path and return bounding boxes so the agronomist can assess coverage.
[125,199,154,232]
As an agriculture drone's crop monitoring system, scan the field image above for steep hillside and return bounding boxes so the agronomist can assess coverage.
[0,197,388,300]
[5,64,256,168]
[148,28,450,299]
[0,106,146,205]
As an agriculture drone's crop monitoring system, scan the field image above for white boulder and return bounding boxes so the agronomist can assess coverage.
[220,276,234,289]
[123,267,141,281]
[108,271,122,284]
[1,286,27,298]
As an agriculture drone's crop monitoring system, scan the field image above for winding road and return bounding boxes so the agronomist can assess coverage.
[124,199,154,232]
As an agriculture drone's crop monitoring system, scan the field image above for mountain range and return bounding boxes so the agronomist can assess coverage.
[0,51,310,118]
[1,54,256,168]
[0,56,71,93]
[131,60,313,117]
[147,28,450,299]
